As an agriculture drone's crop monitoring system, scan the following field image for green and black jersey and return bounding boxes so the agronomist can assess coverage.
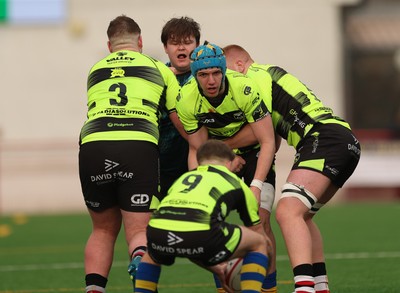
[247,63,350,148]
[159,70,192,174]
[149,164,260,232]
[176,69,270,153]
[158,70,192,196]
[80,50,180,145]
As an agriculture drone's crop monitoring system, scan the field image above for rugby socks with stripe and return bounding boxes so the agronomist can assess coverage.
[261,270,277,293]
[241,252,269,293]
[293,264,315,293]
[313,262,330,293]
[130,246,146,263]
[212,272,225,293]
[129,246,147,281]
[134,262,161,293]
[85,273,107,293]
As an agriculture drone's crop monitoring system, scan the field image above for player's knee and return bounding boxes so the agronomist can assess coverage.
[254,234,268,255]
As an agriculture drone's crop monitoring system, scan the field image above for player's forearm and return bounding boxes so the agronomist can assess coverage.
[188,145,198,170]
[187,126,209,170]
[253,142,275,182]
[224,124,257,149]
[169,112,189,141]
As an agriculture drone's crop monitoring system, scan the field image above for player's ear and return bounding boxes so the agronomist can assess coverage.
[138,35,143,52]
[107,41,113,53]
[237,60,246,74]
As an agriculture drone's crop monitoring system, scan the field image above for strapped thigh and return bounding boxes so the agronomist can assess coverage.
[309,202,324,214]
[280,182,317,210]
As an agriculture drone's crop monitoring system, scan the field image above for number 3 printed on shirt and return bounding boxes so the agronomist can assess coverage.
[109,83,128,106]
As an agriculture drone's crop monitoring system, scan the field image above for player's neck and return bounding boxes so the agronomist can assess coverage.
[201,159,229,167]
[112,44,141,53]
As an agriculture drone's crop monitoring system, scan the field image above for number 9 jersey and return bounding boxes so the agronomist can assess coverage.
[150,164,261,232]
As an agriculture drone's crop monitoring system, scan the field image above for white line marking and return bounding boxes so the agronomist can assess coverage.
[0,251,399,272]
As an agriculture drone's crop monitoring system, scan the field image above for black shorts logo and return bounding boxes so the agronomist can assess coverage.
[167,232,184,245]
[131,194,150,205]
[105,159,119,171]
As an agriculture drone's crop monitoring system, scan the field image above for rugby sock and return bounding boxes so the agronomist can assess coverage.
[261,270,277,293]
[131,246,147,260]
[134,262,161,293]
[129,246,147,281]
[85,273,107,293]
[293,264,315,293]
[241,252,269,293]
[212,273,225,293]
[129,247,149,292]
[313,262,330,293]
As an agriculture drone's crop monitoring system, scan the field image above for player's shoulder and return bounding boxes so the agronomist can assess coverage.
[226,68,257,84]
[246,63,278,76]
[181,76,197,88]
[208,165,244,185]
[226,68,248,80]
[226,69,259,96]
[90,51,157,71]
[179,77,198,96]
[140,53,171,72]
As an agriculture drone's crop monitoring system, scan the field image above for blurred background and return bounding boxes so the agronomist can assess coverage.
[0,0,399,215]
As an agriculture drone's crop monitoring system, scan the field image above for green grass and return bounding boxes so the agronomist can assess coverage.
[0,202,399,292]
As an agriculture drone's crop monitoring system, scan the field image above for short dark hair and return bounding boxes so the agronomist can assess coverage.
[161,16,201,46]
[197,139,235,165]
[107,15,141,40]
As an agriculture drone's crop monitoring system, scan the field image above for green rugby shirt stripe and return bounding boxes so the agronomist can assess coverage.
[267,66,287,82]
[153,207,209,225]
[87,66,164,90]
[207,166,241,189]
[80,117,159,142]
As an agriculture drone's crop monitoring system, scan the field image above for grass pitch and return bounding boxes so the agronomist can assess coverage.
[0,201,399,292]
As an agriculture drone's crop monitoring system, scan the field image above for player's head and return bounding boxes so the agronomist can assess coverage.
[190,43,226,81]
[161,16,201,46]
[161,16,201,74]
[197,139,235,167]
[223,44,253,74]
[107,15,142,53]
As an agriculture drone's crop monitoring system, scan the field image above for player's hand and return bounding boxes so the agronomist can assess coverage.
[169,66,178,75]
[209,262,233,293]
[230,155,245,173]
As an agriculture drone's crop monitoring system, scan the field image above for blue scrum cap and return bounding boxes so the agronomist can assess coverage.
[190,43,226,78]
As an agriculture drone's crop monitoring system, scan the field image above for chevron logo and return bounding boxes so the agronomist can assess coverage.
[105,159,119,172]
[167,232,183,245]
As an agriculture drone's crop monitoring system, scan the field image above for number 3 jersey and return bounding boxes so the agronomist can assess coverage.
[80,50,180,145]
[149,164,261,232]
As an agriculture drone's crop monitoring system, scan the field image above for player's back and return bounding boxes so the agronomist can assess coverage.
[81,50,180,145]
[247,63,349,147]
[149,164,260,232]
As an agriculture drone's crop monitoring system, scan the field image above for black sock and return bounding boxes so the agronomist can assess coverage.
[85,273,108,287]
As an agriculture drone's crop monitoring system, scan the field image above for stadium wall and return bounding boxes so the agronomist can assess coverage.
[0,0,362,214]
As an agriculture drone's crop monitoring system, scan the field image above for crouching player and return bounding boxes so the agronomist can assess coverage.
[134,140,272,293]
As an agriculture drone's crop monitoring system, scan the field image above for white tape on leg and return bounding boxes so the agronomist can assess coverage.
[260,182,275,212]
[279,182,317,210]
